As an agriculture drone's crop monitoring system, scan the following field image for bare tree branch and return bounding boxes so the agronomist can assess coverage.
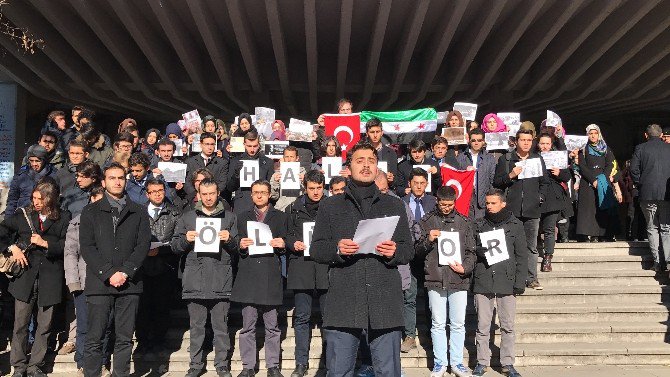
[0,0,45,54]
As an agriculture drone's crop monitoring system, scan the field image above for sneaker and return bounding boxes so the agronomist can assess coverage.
[472,364,488,376]
[452,364,472,377]
[185,368,205,377]
[58,341,76,355]
[355,365,375,377]
[290,364,308,377]
[526,280,543,290]
[216,366,233,377]
[101,366,111,377]
[502,365,522,377]
[430,363,448,377]
[400,336,417,353]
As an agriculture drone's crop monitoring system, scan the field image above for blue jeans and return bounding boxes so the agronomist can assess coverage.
[427,288,468,367]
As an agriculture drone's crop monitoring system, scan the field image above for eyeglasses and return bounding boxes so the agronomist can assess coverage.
[147,189,165,194]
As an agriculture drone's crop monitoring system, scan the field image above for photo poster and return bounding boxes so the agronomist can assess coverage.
[247,221,274,255]
[438,231,462,266]
[157,162,187,183]
[453,102,478,121]
[322,157,342,184]
[254,107,276,139]
[485,132,509,150]
[264,141,289,159]
[479,228,510,266]
[230,136,245,153]
[515,158,543,179]
[287,118,314,142]
[302,221,315,257]
[280,162,301,191]
[497,112,521,137]
[191,133,202,153]
[194,217,222,253]
[240,160,260,188]
[173,139,184,156]
[442,127,467,145]
[182,109,202,133]
[541,151,569,170]
[564,135,588,151]
[413,164,432,192]
[546,110,561,128]
[377,161,388,173]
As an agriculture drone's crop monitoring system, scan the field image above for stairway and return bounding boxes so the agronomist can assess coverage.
[35,241,670,373]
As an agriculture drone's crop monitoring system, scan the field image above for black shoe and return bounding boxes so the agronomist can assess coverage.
[217,366,233,377]
[185,368,205,377]
[502,365,522,377]
[472,364,488,376]
[134,342,152,355]
[27,368,47,377]
[290,364,308,377]
[237,369,256,377]
[267,367,284,377]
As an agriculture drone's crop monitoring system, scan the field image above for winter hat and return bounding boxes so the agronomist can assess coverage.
[27,145,48,161]
[165,123,182,138]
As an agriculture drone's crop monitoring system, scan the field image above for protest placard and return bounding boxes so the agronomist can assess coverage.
[287,118,313,142]
[453,102,478,121]
[414,165,432,192]
[541,151,568,170]
[546,110,561,128]
[157,162,187,183]
[191,133,201,153]
[322,157,342,184]
[377,161,388,173]
[438,231,462,265]
[172,139,183,157]
[303,222,315,257]
[240,160,259,188]
[564,135,588,151]
[264,141,289,159]
[280,162,301,191]
[247,221,274,255]
[254,107,275,138]
[443,127,467,145]
[352,216,400,255]
[485,132,509,150]
[194,217,221,253]
[229,137,244,153]
[515,158,543,179]
[479,228,510,265]
[498,112,521,136]
[182,110,202,133]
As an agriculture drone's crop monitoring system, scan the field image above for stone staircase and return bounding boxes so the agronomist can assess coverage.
[8,241,670,374]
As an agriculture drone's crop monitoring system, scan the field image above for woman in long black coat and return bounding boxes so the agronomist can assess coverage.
[575,124,620,241]
[0,177,71,376]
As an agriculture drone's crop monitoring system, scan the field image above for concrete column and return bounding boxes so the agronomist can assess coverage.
[0,82,26,215]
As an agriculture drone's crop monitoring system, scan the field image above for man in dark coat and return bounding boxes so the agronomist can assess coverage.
[184,132,229,199]
[55,138,90,195]
[396,140,442,196]
[232,180,288,377]
[60,160,101,217]
[226,130,274,214]
[630,124,670,272]
[5,145,57,217]
[171,178,238,377]
[365,118,399,192]
[285,171,329,377]
[79,162,151,377]
[311,142,414,377]
[456,128,497,219]
[493,129,549,290]
[471,189,527,377]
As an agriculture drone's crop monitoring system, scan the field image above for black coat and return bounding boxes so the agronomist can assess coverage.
[575,147,618,237]
[415,210,476,292]
[396,158,442,196]
[285,196,329,291]
[79,195,151,296]
[630,137,670,201]
[493,151,549,219]
[311,183,414,330]
[171,201,239,300]
[55,162,78,194]
[541,167,572,214]
[231,207,287,306]
[377,145,399,190]
[473,210,528,295]
[5,165,57,217]
[226,153,274,214]
[184,154,229,198]
[0,209,71,307]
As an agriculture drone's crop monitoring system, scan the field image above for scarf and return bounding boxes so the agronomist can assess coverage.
[482,113,507,133]
[585,124,607,155]
[304,195,320,218]
[348,180,377,217]
[596,174,616,210]
[484,206,513,226]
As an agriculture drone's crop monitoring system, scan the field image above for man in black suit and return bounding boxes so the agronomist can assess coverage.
[79,162,151,377]
[226,130,274,214]
[184,132,229,199]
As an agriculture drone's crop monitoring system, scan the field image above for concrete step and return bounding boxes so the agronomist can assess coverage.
[514,303,670,323]
[542,255,654,271]
[516,285,670,305]
[552,242,650,257]
[536,269,669,286]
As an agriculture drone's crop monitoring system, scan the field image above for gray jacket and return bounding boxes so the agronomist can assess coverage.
[64,214,87,292]
[456,149,497,209]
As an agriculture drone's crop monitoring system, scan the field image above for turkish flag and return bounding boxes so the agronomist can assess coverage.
[324,114,361,159]
[440,166,475,217]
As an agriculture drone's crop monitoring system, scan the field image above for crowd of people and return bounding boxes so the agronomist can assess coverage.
[1,100,670,377]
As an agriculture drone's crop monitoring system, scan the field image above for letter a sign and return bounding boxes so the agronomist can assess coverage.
[478,228,509,265]
[438,231,461,265]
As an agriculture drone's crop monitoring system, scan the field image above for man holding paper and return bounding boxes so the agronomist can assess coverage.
[270,146,306,211]
[415,186,476,377]
[365,118,399,189]
[311,142,413,377]
[232,180,288,377]
[184,132,229,200]
[397,140,442,196]
[226,130,274,215]
[284,170,329,377]
[471,189,527,377]
[171,178,238,377]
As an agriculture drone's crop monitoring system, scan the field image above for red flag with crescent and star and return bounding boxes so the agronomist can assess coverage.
[324,114,361,160]
[440,165,475,217]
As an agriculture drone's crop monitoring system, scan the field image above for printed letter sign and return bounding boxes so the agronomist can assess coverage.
[479,229,509,265]
[438,231,461,265]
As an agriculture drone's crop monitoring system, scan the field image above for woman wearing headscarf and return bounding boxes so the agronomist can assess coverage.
[481,113,508,133]
[575,124,621,242]
[232,113,257,138]
[269,120,287,141]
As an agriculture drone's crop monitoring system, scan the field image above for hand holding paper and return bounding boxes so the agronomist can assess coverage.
[375,240,397,258]
[338,239,360,255]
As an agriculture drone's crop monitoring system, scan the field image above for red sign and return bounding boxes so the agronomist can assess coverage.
[324,114,361,159]
[440,166,475,217]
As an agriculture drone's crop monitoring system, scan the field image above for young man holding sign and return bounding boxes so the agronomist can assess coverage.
[226,130,274,215]
[232,180,288,377]
[311,142,413,377]
[415,186,476,377]
[284,170,329,377]
[471,189,528,377]
[270,146,307,211]
[171,179,239,377]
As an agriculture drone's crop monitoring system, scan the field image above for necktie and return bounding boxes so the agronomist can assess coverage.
[153,207,160,220]
[414,197,423,221]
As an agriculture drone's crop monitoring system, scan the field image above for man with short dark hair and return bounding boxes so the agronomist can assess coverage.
[270,146,307,211]
[365,118,399,190]
[397,140,442,196]
[61,161,102,217]
[630,124,670,273]
[55,139,90,195]
[328,176,347,196]
[457,128,497,219]
[403,168,436,223]
[80,162,151,377]
[662,126,670,144]
[184,132,228,200]
[126,152,178,207]
[226,131,274,214]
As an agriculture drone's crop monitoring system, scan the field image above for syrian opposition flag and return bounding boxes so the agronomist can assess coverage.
[360,108,438,143]
[440,165,475,217]
[324,113,361,159]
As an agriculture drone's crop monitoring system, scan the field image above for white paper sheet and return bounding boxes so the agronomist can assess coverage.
[287,118,313,142]
[265,141,289,159]
[453,102,478,121]
[377,161,388,173]
[247,221,274,255]
[173,139,184,157]
[157,162,187,183]
[191,133,202,153]
[564,135,588,151]
[254,107,276,138]
[240,160,260,188]
[438,231,462,265]
[515,158,543,179]
[479,228,510,265]
[485,132,509,150]
[546,110,561,128]
[229,137,244,153]
[303,222,315,257]
[194,217,222,253]
[352,216,400,255]
[280,162,301,190]
[541,151,568,170]
[322,157,342,184]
